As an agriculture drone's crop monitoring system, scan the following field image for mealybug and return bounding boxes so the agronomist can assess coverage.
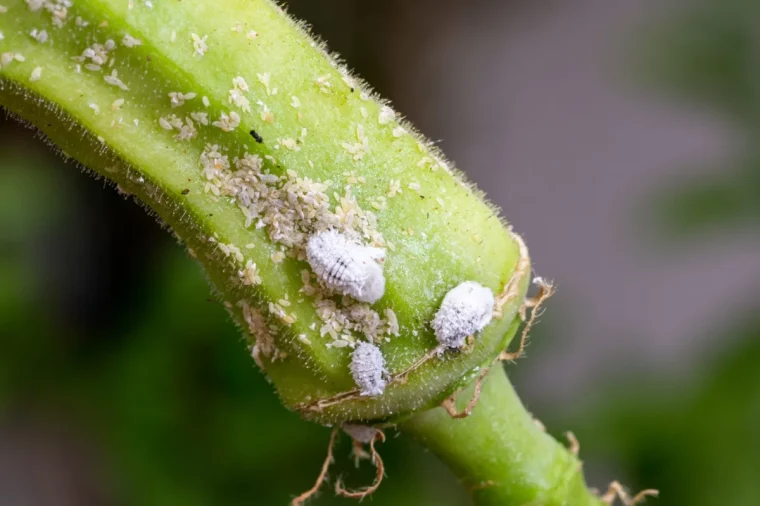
[432,281,494,349]
[350,342,388,397]
[306,230,386,304]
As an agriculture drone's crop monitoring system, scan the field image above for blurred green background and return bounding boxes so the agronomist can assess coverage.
[2,0,760,504]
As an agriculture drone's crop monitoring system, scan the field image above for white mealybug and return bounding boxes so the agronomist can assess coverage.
[350,342,388,397]
[432,281,495,349]
[306,230,386,304]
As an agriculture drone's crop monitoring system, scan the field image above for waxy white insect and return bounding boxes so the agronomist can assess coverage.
[306,230,385,304]
[432,281,495,349]
[350,342,388,397]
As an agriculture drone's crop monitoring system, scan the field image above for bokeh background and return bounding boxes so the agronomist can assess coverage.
[2,0,760,504]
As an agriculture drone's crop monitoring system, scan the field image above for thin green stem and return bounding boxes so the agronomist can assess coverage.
[401,366,605,506]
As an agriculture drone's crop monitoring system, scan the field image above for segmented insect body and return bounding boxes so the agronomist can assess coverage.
[306,230,386,304]
[432,281,495,349]
[350,342,388,397]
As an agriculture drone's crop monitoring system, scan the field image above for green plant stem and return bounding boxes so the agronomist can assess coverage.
[1,0,609,503]
[401,366,605,506]
[0,0,526,424]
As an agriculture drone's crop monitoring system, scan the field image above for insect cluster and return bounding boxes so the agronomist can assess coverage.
[306,230,496,398]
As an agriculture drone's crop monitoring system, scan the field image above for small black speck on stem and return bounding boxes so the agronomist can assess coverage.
[249,129,263,143]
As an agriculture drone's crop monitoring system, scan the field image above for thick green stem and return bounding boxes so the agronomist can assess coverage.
[0,0,527,424]
[1,0,609,504]
[401,366,605,506]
